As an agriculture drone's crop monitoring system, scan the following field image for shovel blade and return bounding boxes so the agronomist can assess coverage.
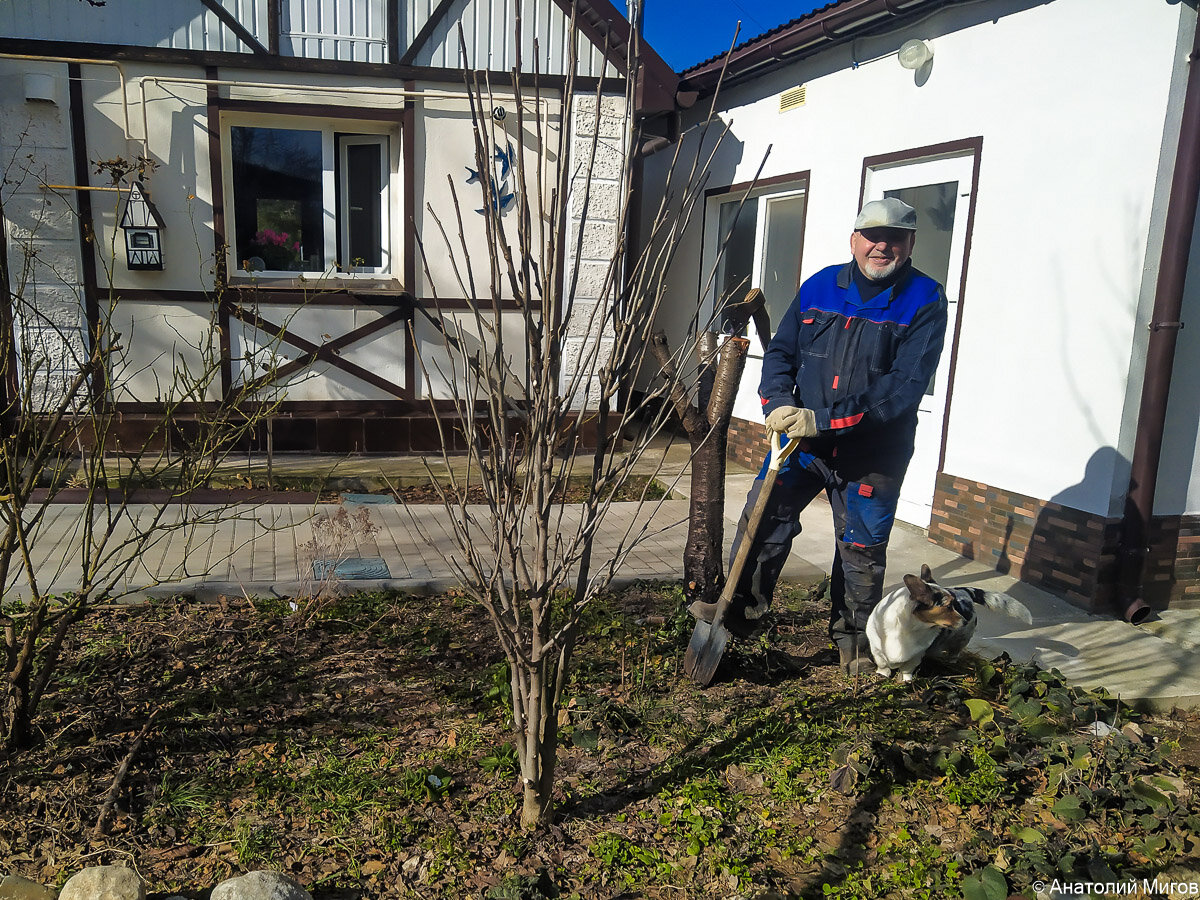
[683,618,729,687]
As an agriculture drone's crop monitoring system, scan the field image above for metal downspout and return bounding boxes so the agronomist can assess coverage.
[1118,11,1200,624]
[618,0,646,420]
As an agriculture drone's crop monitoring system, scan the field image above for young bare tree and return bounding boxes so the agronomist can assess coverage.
[650,288,776,608]
[410,19,757,827]
[0,146,287,752]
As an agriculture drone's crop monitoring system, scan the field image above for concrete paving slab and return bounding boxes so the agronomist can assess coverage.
[9,443,1198,709]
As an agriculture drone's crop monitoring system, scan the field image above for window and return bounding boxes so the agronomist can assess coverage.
[709,183,807,346]
[225,116,395,276]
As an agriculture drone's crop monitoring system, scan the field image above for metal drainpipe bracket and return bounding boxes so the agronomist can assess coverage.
[1150,321,1185,331]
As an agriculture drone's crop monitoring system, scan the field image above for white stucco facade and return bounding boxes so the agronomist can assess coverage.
[645,0,1198,522]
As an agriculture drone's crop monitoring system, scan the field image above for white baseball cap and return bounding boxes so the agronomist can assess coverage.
[854,197,917,231]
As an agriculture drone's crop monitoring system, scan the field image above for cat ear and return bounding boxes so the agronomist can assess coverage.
[920,563,934,582]
[904,573,936,606]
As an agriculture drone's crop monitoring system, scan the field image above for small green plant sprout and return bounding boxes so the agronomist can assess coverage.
[478,743,519,777]
[964,697,996,729]
[961,864,1008,900]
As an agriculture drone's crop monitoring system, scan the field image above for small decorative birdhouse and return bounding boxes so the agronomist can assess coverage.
[119,181,165,270]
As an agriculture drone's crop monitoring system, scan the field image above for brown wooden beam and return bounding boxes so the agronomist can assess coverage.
[67,63,103,407]
[403,78,418,401]
[214,97,405,121]
[398,0,457,66]
[267,0,280,55]
[387,0,400,65]
[230,304,410,398]
[199,0,270,54]
[0,37,627,91]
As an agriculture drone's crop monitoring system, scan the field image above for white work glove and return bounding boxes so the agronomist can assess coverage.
[764,405,818,439]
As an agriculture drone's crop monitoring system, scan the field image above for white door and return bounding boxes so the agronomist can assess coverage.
[862,154,976,528]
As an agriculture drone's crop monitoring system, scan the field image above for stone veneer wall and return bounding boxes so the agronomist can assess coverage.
[930,473,1200,611]
[561,93,625,413]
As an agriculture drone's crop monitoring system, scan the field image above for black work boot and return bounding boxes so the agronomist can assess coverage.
[687,598,763,639]
[837,633,876,676]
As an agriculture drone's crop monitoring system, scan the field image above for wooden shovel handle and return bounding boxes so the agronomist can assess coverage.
[711,431,800,627]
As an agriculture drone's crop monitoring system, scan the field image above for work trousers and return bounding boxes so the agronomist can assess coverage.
[729,439,911,646]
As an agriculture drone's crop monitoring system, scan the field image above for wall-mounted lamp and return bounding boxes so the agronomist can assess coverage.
[897,39,934,70]
[120,181,165,270]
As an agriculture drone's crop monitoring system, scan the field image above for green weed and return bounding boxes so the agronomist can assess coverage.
[588,832,675,888]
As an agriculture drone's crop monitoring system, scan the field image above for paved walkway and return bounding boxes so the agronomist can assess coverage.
[13,446,1200,709]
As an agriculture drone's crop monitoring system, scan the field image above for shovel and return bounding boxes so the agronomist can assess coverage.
[684,430,800,686]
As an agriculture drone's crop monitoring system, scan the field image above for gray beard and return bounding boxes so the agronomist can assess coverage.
[861,258,900,282]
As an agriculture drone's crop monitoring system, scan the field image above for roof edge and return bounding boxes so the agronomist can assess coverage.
[560,0,680,114]
[680,0,953,94]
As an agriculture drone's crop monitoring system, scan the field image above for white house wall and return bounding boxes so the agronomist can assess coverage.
[228,304,407,401]
[89,62,217,295]
[408,0,618,78]
[1,0,638,422]
[647,0,1188,519]
[415,87,561,302]
[415,89,627,410]
[282,0,388,62]
[413,310,530,401]
[0,59,87,412]
[0,0,270,54]
[107,301,223,403]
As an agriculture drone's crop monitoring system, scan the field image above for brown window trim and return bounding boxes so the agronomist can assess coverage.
[700,169,812,328]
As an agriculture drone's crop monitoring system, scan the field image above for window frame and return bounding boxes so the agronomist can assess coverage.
[220,111,400,281]
[336,134,391,275]
[702,173,810,356]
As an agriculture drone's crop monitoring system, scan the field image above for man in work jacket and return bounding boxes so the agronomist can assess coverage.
[696,197,948,675]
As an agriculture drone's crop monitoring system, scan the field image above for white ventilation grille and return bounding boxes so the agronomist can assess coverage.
[780,85,807,112]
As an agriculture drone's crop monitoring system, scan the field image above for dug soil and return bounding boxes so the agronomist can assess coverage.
[2,582,1197,899]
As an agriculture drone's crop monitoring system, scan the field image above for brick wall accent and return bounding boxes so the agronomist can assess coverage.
[930,472,1200,612]
[1172,520,1200,607]
[54,411,613,455]
[726,415,767,471]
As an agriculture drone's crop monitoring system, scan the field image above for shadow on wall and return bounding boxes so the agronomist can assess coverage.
[987,446,1137,618]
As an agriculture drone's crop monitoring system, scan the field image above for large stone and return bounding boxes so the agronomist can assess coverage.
[1157,867,1200,900]
[58,865,145,900]
[0,873,56,900]
[209,871,312,900]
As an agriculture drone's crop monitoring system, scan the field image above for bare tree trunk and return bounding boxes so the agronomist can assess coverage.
[0,150,292,753]
[407,9,757,828]
[650,332,749,605]
[684,426,730,603]
[519,654,560,828]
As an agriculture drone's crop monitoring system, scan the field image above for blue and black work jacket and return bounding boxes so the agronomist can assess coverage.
[759,260,948,457]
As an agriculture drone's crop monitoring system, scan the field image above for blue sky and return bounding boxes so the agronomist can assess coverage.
[613,1,828,72]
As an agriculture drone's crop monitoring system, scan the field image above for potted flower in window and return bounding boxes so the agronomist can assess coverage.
[250,228,303,271]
